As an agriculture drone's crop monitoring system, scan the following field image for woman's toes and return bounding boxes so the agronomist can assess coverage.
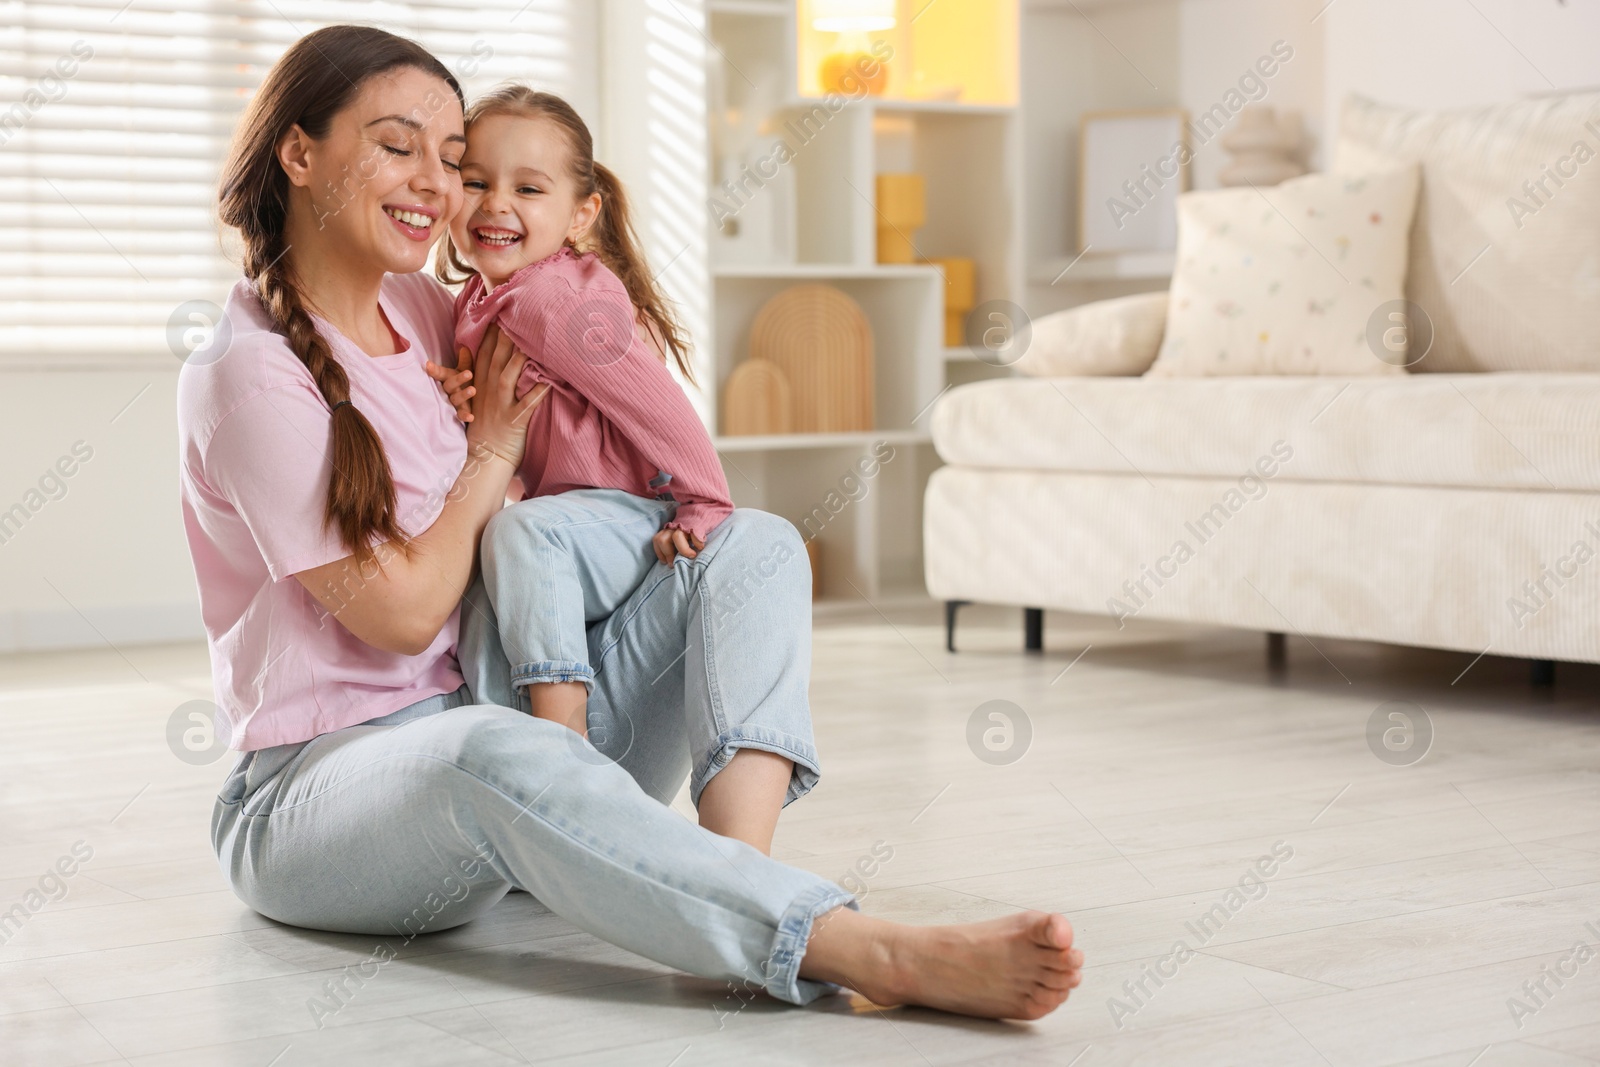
[1030,912,1075,951]
[1035,969,1077,991]
[1021,987,1068,1019]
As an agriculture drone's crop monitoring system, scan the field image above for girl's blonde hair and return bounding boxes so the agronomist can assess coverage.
[437,86,692,382]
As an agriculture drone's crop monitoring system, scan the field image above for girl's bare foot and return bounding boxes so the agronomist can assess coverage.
[800,906,1083,1021]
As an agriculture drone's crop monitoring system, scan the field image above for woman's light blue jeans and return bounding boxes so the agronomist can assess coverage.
[210,505,852,1005]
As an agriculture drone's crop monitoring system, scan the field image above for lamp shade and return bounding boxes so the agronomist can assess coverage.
[811,0,896,32]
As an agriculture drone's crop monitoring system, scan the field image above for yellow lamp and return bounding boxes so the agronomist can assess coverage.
[812,0,894,96]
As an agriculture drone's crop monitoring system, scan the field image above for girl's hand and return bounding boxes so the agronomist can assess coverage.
[462,323,547,470]
[652,527,705,565]
[423,353,475,424]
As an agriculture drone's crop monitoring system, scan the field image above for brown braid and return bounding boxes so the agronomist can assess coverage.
[248,231,405,564]
[217,26,464,567]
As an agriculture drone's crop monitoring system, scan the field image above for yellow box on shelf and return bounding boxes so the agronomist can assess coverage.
[874,173,925,263]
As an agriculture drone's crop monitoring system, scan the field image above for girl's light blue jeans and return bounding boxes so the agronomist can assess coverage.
[467,489,819,807]
[210,506,852,1006]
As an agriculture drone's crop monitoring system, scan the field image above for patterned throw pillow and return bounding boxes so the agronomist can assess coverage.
[1146,167,1420,377]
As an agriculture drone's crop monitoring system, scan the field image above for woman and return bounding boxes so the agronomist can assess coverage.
[180,24,1082,1020]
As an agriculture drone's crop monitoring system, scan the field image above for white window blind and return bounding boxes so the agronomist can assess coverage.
[0,0,596,368]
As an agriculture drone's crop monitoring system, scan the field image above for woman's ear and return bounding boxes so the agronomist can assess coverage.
[567,191,602,245]
[276,124,315,189]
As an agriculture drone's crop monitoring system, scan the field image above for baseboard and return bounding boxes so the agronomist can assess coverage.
[0,602,205,654]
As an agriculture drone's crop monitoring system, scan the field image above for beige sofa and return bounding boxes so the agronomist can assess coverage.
[925,92,1600,671]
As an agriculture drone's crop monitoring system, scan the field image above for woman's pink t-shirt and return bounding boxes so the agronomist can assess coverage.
[177,272,468,751]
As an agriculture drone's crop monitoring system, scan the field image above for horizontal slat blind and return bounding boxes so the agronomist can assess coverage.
[0,0,586,366]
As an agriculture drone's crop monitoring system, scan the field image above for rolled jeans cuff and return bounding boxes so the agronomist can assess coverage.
[763,880,860,1005]
[511,660,597,691]
[692,725,822,809]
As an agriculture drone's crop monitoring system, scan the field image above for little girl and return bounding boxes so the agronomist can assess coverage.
[426,86,734,738]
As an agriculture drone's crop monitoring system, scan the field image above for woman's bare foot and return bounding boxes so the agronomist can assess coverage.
[800,906,1083,1021]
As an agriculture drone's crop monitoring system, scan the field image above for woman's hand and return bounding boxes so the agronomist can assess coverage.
[459,324,547,471]
[296,324,546,657]
[653,527,705,565]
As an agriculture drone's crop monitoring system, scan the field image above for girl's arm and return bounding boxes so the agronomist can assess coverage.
[293,326,547,656]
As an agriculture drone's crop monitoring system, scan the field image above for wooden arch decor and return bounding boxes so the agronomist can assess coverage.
[748,284,874,433]
[721,358,793,436]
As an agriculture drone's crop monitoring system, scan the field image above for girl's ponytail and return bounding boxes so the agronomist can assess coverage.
[587,161,692,382]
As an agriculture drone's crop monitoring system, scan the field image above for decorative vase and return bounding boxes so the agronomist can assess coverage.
[1217,107,1305,187]
[819,50,888,95]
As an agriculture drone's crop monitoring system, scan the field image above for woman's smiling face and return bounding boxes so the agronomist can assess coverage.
[449,111,600,287]
[281,66,465,276]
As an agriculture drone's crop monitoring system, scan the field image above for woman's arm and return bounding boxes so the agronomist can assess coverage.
[294,326,546,656]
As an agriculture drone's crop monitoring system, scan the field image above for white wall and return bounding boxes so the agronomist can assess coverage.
[1323,0,1600,151]
[0,370,200,651]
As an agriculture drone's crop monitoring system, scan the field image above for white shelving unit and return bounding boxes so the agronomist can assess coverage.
[703,0,1022,600]
[1029,249,1176,285]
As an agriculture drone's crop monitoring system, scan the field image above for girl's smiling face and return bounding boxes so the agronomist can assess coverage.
[450,112,601,287]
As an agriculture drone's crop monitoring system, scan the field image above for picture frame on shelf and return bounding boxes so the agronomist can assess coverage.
[1076,108,1189,255]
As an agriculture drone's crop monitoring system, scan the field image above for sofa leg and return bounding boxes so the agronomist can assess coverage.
[1267,631,1287,669]
[1531,659,1555,686]
[945,600,970,654]
[1024,608,1044,653]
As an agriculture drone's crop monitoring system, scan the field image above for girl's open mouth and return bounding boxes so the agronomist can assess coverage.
[473,226,523,250]
[382,205,436,241]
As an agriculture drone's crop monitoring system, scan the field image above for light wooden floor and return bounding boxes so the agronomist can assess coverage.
[3,603,1599,1066]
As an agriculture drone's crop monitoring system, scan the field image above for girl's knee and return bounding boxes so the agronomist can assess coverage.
[486,498,566,545]
[483,504,582,575]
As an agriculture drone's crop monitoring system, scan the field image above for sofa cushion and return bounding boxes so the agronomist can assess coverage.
[1017,292,1168,378]
[1336,92,1600,374]
[1146,167,1419,378]
[925,467,1600,663]
[930,374,1600,492]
